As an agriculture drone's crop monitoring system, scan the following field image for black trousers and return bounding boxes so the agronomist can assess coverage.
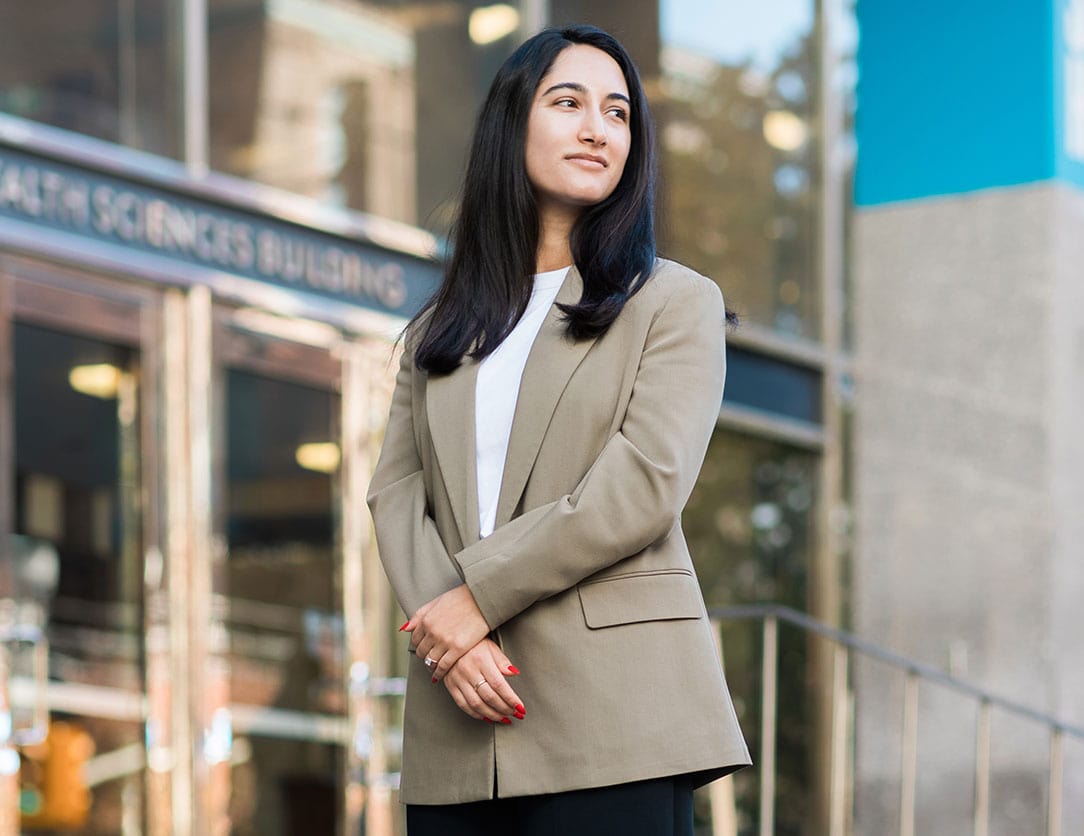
[406,775,694,836]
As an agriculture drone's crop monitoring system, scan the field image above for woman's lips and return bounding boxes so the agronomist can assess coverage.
[566,154,607,168]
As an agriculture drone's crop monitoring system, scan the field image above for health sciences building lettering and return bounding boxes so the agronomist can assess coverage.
[0,148,437,315]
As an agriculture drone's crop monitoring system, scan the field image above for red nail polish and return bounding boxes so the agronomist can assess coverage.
[514,713,525,721]
[515,703,525,714]
[399,621,410,632]
[500,717,512,725]
[507,665,520,675]
[431,677,438,683]
[483,718,492,723]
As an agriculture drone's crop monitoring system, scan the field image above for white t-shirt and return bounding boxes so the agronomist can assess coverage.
[475,266,569,538]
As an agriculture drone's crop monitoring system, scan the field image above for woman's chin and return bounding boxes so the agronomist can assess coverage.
[540,189,617,215]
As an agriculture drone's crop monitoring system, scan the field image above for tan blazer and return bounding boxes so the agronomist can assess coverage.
[367,258,750,804]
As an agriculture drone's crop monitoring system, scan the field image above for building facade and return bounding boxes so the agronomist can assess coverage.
[854,0,1084,832]
[0,2,853,834]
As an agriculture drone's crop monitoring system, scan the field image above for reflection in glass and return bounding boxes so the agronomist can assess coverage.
[659,0,820,338]
[684,429,817,835]
[223,368,343,835]
[686,430,815,605]
[209,0,521,230]
[0,1,178,156]
[13,323,144,833]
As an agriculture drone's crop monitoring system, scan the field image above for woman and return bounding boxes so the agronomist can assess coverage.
[367,24,749,834]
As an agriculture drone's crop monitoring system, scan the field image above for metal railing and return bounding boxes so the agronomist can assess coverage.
[709,605,1084,836]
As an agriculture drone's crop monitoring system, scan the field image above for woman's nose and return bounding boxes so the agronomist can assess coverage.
[578,110,608,145]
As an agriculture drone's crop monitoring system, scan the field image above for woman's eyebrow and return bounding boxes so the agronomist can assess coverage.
[539,81,631,105]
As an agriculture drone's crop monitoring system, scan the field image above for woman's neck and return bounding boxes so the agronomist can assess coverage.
[535,243,572,273]
[535,207,576,273]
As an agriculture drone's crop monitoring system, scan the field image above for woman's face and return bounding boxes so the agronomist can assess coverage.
[524,44,632,222]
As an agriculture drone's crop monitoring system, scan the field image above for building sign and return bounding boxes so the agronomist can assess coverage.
[0,144,441,317]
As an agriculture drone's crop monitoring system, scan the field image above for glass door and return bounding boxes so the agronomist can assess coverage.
[208,307,352,836]
[1,266,402,835]
[1,265,163,835]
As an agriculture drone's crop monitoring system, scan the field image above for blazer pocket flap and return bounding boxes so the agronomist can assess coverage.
[578,570,702,629]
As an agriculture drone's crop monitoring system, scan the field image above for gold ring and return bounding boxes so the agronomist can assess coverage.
[424,656,436,668]
[473,678,487,690]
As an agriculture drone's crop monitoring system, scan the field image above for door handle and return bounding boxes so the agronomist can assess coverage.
[1,615,49,746]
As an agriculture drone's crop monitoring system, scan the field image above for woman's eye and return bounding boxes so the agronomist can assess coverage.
[608,108,628,121]
[555,98,576,108]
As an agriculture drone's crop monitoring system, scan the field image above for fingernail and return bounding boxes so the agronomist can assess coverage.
[483,718,492,723]
[507,665,520,675]
[515,703,525,714]
[500,717,512,725]
[399,621,410,632]
[514,712,525,721]
[431,677,438,684]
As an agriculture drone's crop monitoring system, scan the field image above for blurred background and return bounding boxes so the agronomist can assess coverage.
[0,0,1081,834]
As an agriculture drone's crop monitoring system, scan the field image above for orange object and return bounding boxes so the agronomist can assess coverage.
[20,721,95,830]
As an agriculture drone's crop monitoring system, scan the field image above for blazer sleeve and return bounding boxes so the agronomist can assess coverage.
[366,339,465,618]
[452,273,727,629]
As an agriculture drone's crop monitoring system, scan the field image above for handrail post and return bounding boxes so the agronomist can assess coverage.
[759,615,778,836]
[899,672,919,836]
[828,644,849,836]
[708,619,739,836]
[973,700,991,836]
[1048,727,1063,836]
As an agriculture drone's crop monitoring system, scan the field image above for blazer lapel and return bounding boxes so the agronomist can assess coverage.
[493,266,596,528]
[426,358,481,547]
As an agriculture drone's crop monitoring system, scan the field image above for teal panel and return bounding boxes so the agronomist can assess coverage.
[856,0,1056,206]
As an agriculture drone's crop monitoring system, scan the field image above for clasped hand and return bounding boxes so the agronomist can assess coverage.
[405,585,526,722]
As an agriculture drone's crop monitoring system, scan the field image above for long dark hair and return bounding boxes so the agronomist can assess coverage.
[411,25,658,374]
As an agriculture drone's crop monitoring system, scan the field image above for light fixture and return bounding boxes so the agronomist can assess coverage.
[469,4,519,45]
[296,442,341,474]
[68,364,122,399]
[762,110,808,152]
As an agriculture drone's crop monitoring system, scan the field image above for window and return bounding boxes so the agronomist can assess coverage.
[208,0,525,228]
[684,429,819,834]
[0,2,179,157]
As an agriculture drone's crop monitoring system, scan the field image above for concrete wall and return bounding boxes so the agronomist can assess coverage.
[852,182,1084,834]
[1049,184,1084,818]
